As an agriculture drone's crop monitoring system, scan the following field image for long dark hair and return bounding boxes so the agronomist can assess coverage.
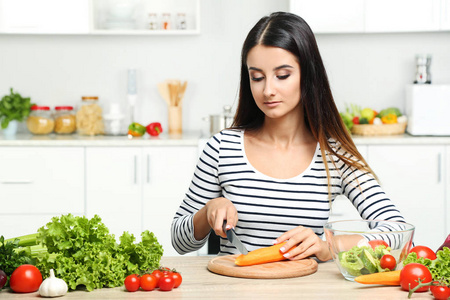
[232,12,376,193]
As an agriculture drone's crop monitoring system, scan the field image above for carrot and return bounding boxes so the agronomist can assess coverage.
[234,242,289,266]
[354,270,401,286]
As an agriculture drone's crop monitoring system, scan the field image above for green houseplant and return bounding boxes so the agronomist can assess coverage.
[0,88,34,129]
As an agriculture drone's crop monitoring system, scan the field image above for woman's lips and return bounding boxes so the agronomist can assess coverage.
[264,101,281,108]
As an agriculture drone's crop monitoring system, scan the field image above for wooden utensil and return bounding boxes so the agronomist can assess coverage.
[157,82,171,106]
[207,255,318,279]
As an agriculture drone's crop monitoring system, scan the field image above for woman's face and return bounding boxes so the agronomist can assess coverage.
[246,45,301,120]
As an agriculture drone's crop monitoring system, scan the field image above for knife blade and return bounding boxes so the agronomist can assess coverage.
[223,221,249,255]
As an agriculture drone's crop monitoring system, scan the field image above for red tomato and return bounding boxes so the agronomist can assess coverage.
[380,254,397,271]
[140,274,157,291]
[151,269,163,288]
[159,275,175,291]
[400,263,433,292]
[368,239,389,250]
[430,284,450,300]
[124,274,140,292]
[409,245,437,260]
[9,265,42,293]
[170,272,182,288]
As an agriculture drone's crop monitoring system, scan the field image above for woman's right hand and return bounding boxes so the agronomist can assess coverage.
[205,197,238,238]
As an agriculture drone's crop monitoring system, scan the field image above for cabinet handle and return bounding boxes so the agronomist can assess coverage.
[147,154,150,183]
[1,180,33,184]
[134,155,137,184]
[438,152,442,183]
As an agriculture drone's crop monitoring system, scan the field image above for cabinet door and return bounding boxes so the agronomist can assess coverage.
[289,0,364,33]
[365,0,441,32]
[0,0,90,33]
[142,146,197,256]
[367,145,445,250]
[85,147,143,240]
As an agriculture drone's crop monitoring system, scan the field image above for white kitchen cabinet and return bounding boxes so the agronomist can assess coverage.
[367,145,445,250]
[85,145,198,256]
[289,0,364,33]
[142,146,198,256]
[290,0,448,33]
[0,147,84,237]
[0,0,90,34]
[446,146,450,235]
[365,0,441,33]
[85,147,143,240]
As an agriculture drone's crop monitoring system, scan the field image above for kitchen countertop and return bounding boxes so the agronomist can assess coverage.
[0,256,431,299]
[1,132,450,146]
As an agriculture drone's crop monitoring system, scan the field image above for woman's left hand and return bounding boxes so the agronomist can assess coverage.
[275,226,332,262]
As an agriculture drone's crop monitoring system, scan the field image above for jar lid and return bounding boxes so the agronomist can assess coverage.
[55,106,74,110]
[82,96,99,101]
[31,105,50,111]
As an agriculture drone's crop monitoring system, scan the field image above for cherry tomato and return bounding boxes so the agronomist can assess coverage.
[151,269,163,288]
[400,263,432,292]
[430,284,450,300]
[140,274,157,291]
[159,275,175,291]
[170,272,182,288]
[9,264,42,293]
[368,239,388,250]
[124,274,140,292]
[380,254,397,271]
[409,245,437,260]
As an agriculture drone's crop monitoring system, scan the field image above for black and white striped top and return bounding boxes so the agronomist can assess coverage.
[171,129,405,255]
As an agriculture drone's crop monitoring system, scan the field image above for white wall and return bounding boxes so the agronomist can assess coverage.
[1,0,449,134]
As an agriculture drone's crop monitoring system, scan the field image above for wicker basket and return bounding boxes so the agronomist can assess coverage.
[351,122,407,136]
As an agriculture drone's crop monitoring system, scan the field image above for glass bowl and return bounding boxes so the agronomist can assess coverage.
[324,219,415,281]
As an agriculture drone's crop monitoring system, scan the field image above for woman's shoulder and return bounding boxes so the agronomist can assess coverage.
[210,128,244,143]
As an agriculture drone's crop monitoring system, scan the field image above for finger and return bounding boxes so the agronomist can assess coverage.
[275,226,304,245]
[212,214,227,238]
[225,208,238,229]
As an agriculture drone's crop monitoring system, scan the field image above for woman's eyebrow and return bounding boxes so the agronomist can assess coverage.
[248,64,294,71]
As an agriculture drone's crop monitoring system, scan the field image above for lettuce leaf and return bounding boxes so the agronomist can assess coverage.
[35,214,163,292]
[403,247,450,283]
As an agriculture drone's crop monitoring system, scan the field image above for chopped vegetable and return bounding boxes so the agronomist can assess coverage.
[338,245,391,276]
[39,269,68,298]
[146,122,163,136]
[128,122,146,137]
[234,242,288,266]
[354,270,401,285]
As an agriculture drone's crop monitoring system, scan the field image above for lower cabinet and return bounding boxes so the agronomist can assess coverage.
[85,146,198,256]
[0,147,85,238]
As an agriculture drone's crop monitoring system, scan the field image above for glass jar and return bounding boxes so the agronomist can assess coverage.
[162,13,171,30]
[26,105,55,135]
[176,13,187,30]
[76,96,104,136]
[54,106,76,134]
[148,13,158,30]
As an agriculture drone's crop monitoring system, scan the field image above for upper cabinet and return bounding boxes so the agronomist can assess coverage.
[0,0,90,34]
[0,0,200,35]
[290,0,449,33]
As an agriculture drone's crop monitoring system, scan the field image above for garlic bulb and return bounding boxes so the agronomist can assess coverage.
[39,269,68,298]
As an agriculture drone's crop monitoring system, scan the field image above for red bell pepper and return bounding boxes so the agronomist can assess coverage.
[146,122,163,136]
[128,122,146,137]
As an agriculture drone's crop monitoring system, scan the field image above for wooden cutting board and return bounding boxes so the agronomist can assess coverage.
[207,255,318,279]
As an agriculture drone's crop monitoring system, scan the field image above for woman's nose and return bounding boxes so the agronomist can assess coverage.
[263,78,276,97]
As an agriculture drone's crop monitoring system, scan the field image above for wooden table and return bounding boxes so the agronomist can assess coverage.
[0,256,432,299]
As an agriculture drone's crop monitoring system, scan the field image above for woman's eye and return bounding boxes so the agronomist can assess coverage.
[277,74,290,80]
[251,76,264,82]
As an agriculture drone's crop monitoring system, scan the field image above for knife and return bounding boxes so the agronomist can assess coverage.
[223,220,249,255]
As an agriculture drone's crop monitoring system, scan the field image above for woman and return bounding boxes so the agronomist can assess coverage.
[171,12,405,261]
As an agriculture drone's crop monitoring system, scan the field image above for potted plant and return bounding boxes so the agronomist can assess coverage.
[0,88,34,136]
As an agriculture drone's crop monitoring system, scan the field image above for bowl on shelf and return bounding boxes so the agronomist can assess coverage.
[324,219,415,281]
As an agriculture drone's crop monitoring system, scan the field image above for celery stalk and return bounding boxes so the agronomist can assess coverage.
[5,233,39,247]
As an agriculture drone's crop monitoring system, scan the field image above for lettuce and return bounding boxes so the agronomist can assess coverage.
[35,214,163,291]
[403,247,450,283]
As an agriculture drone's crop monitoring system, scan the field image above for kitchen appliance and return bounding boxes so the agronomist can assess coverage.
[103,103,126,135]
[223,221,248,255]
[414,54,432,84]
[405,84,450,136]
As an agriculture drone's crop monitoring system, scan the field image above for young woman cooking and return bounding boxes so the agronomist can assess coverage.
[171,12,406,262]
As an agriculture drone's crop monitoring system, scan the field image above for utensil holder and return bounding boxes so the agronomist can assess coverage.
[168,105,182,135]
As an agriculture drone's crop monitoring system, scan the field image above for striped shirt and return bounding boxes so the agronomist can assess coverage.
[171,129,405,255]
